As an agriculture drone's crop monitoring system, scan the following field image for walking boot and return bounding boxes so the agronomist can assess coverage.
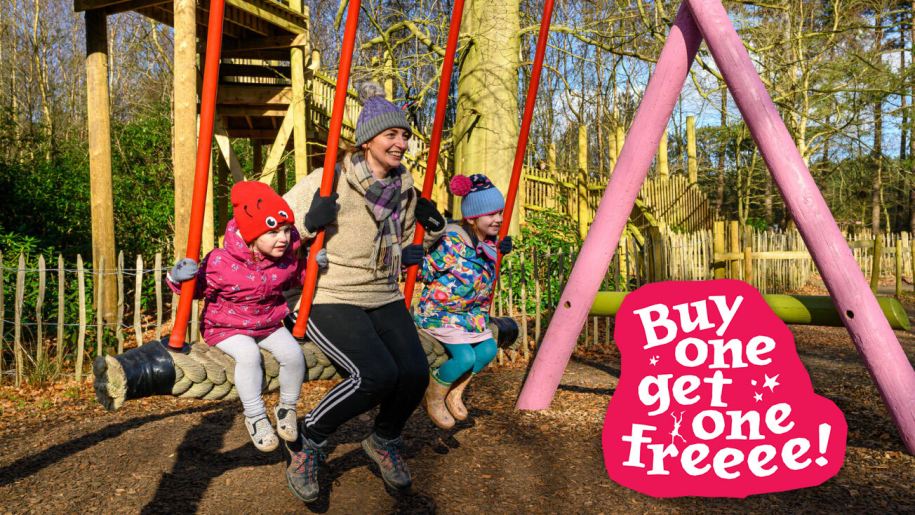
[361,433,413,490]
[423,374,455,429]
[445,373,473,421]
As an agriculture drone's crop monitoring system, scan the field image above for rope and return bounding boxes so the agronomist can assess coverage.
[93,320,515,410]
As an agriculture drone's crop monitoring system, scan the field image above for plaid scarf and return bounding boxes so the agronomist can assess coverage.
[345,153,410,282]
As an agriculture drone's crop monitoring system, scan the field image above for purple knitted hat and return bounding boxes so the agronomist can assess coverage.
[355,82,411,147]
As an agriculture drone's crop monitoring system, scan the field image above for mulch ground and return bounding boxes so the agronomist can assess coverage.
[1,293,914,513]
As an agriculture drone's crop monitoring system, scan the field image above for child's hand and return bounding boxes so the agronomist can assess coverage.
[170,258,198,283]
[316,248,329,269]
[401,244,425,266]
[415,197,446,232]
[304,190,339,232]
[498,236,513,256]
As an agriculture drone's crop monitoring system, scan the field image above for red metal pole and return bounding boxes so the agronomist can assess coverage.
[494,0,555,278]
[292,0,362,338]
[402,0,467,307]
[168,0,225,349]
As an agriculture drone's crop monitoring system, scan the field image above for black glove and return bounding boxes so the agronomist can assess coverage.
[170,258,198,283]
[401,244,425,267]
[498,236,513,256]
[415,197,446,233]
[304,190,339,233]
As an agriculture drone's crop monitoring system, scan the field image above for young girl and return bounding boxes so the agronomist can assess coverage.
[413,174,512,429]
[168,181,321,453]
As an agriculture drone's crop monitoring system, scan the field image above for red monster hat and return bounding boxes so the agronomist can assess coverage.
[230,181,295,243]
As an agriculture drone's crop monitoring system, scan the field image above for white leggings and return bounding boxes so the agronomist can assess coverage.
[216,327,305,419]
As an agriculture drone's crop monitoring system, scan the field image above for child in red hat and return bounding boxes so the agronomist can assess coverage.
[168,181,325,452]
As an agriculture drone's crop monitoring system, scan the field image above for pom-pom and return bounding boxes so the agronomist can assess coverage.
[450,175,473,196]
[356,81,387,104]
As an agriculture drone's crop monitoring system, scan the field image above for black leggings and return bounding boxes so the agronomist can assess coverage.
[301,300,429,442]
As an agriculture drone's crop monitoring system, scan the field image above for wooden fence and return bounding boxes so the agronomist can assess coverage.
[3,226,911,385]
[1,244,633,385]
[0,250,179,386]
[653,222,915,294]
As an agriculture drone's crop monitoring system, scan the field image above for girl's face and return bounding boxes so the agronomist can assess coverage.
[252,224,292,258]
[469,211,503,239]
[362,128,411,175]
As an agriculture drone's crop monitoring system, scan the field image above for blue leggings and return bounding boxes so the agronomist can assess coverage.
[434,338,498,384]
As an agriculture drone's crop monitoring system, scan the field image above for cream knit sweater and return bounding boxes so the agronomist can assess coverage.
[283,151,444,309]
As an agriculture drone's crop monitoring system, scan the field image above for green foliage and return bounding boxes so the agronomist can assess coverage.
[0,106,176,374]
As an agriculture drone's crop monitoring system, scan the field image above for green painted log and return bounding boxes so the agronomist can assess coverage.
[590,291,911,331]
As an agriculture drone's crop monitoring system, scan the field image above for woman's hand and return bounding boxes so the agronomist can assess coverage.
[401,244,425,266]
[415,197,445,232]
[304,190,339,232]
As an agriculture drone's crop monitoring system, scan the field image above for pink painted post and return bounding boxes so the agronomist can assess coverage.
[686,0,915,453]
[515,5,703,410]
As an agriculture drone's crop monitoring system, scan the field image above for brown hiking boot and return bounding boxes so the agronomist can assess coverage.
[423,374,455,429]
[445,373,473,421]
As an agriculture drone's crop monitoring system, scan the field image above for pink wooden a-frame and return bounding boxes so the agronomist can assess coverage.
[516,0,915,454]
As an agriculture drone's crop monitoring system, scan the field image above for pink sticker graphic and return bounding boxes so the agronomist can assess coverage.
[602,280,847,498]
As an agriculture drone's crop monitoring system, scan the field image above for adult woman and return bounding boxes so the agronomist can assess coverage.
[281,82,446,502]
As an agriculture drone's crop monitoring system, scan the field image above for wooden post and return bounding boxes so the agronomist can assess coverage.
[871,233,883,293]
[896,239,903,297]
[729,220,740,279]
[520,253,528,358]
[615,126,625,165]
[911,237,915,292]
[14,254,25,386]
[172,0,197,261]
[85,10,117,322]
[96,256,105,357]
[608,129,618,174]
[744,246,753,284]
[578,125,589,239]
[76,255,87,381]
[546,144,557,213]
[116,251,125,354]
[191,300,199,344]
[290,0,310,183]
[535,251,543,347]
[203,148,215,255]
[155,252,163,340]
[687,115,698,184]
[135,255,144,346]
[713,221,726,278]
[57,256,64,371]
[658,129,669,179]
[36,255,46,364]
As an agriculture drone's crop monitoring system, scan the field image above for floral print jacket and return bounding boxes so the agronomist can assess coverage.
[414,224,495,334]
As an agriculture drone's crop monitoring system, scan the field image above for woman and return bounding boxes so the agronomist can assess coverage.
[281,82,446,502]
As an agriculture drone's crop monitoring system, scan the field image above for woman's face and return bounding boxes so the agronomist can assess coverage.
[362,128,411,174]
[469,211,503,239]
[252,224,292,259]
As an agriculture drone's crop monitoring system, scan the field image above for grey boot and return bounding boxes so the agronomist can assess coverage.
[361,433,412,490]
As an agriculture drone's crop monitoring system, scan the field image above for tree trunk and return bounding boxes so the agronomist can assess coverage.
[454,0,520,233]
[173,0,197,260]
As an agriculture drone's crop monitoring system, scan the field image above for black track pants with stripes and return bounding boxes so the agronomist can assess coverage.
[300,300,430,442]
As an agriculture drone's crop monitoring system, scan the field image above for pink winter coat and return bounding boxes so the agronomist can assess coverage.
[167,219,306,345]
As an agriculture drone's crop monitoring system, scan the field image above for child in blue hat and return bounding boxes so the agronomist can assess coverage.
[414,173,513,429]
